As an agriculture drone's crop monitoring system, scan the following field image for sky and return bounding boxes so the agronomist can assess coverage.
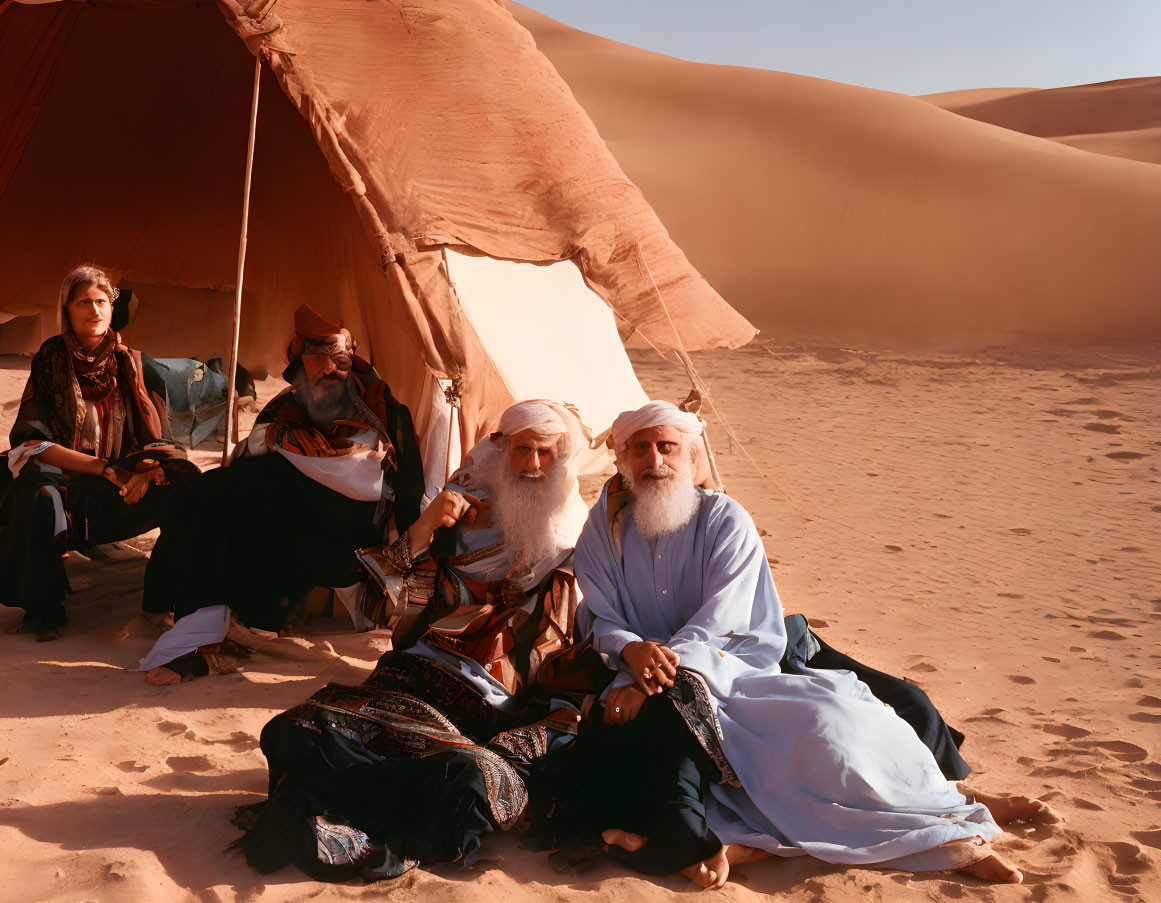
[516,1,1161,95]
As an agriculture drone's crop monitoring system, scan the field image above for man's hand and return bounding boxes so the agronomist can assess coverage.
[120,467,166,504]
[622,640,680,694]
[603,684,648,726]
[407,490,484,554]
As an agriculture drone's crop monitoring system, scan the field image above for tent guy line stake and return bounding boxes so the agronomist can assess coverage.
[222,50,263,467]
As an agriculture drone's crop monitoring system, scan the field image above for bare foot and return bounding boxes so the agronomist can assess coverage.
[35,627,61,642]
[682,845,729,889]
[965,787,1061,825]
[723,843,771,866]
[601,828,649,852]
[146,666,183,686]
[958,854,1023,884]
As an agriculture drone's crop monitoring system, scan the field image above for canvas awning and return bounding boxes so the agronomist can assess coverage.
[0,0,755,479]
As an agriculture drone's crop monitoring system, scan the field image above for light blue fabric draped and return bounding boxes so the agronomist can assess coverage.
[575,480,1000,868]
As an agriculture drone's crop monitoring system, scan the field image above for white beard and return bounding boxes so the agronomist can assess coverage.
[622,464,701,540]
[489,459,574,569]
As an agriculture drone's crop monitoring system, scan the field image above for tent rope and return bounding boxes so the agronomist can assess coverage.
[634,248,769,489]
[632,247,876,537]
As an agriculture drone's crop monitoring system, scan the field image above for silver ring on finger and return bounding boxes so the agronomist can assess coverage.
[614,706,622,714]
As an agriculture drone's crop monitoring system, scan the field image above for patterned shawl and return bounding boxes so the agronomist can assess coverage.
[12,330,164,458]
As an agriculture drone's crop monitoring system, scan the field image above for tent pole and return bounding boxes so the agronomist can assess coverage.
[221,51,263,467]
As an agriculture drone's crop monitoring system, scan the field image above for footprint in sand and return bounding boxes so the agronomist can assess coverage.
[1009,528,1033,535]
[910,662,937,673]
[1084,423,1121,434]
[884,545,903,552]
[1138,696,1161,708]
[1129,713,1161,724]
[1088,629,1128,641]
[221,731,260,751]
[1106,451,1147,461]
[115,761,149,773]
[157,720,187,735]
[1096,841,1153,877]
[998,592,1025,599]
[1130,829,1161,851]
[1075,740,1149,763]
[1043,723,1091,740]
[166,755,213,773]
[1071,798,1104,811]
[1008,675,1037,685]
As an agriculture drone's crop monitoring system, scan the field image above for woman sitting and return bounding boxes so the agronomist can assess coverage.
[0,265,199,641]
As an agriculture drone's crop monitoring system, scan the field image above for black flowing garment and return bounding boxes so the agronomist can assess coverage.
[141,371,423,632]
[233,652,580,881]
[0,333,197,631]
[142,454,381,630]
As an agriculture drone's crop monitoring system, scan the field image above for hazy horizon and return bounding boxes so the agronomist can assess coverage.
[517,1,1161,96]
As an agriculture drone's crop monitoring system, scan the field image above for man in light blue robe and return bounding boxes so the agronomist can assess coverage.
[573,401,1030,887]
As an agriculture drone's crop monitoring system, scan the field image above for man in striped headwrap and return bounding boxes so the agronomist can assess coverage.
[231,400,608,882]
[138,305,423,684]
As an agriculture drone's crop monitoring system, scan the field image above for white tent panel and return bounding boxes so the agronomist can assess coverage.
[446,251,650,475]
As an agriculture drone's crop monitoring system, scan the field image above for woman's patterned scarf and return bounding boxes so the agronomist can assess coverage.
[25,330,163,458]
[64,330,118,403]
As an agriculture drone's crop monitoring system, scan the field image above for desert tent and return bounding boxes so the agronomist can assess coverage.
[0,0,755,492]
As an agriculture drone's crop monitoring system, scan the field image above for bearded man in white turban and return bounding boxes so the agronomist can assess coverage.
[556,400,1049,888]
[231,400,606,883]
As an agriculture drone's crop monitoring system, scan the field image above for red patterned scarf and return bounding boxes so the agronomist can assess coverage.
[260,369,397,470]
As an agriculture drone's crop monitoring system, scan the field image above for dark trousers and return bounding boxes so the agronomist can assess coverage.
[143,454,379,631]
[542,694,722,875]
[0,460,199,630]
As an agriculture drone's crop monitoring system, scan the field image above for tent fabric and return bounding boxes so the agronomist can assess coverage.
[216,0,755,352]
[0,1,80,197]
[1,0,754,461]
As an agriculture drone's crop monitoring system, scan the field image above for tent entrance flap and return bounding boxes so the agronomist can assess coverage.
[444,250,649,476]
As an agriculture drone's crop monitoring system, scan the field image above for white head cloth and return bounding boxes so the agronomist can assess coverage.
[610,400,703,451]
[496,400,569,439]
[454,399,593,551]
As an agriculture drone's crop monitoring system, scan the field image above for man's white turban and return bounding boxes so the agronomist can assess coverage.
[496,400,570,439]
[492,399,591,465]
[610,400,703,451]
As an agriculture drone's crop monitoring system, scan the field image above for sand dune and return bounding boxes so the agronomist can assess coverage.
[507,4,1161,344]
[921,77,1161,165]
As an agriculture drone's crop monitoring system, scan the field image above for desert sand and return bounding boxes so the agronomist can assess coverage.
[1,335,1158,903]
